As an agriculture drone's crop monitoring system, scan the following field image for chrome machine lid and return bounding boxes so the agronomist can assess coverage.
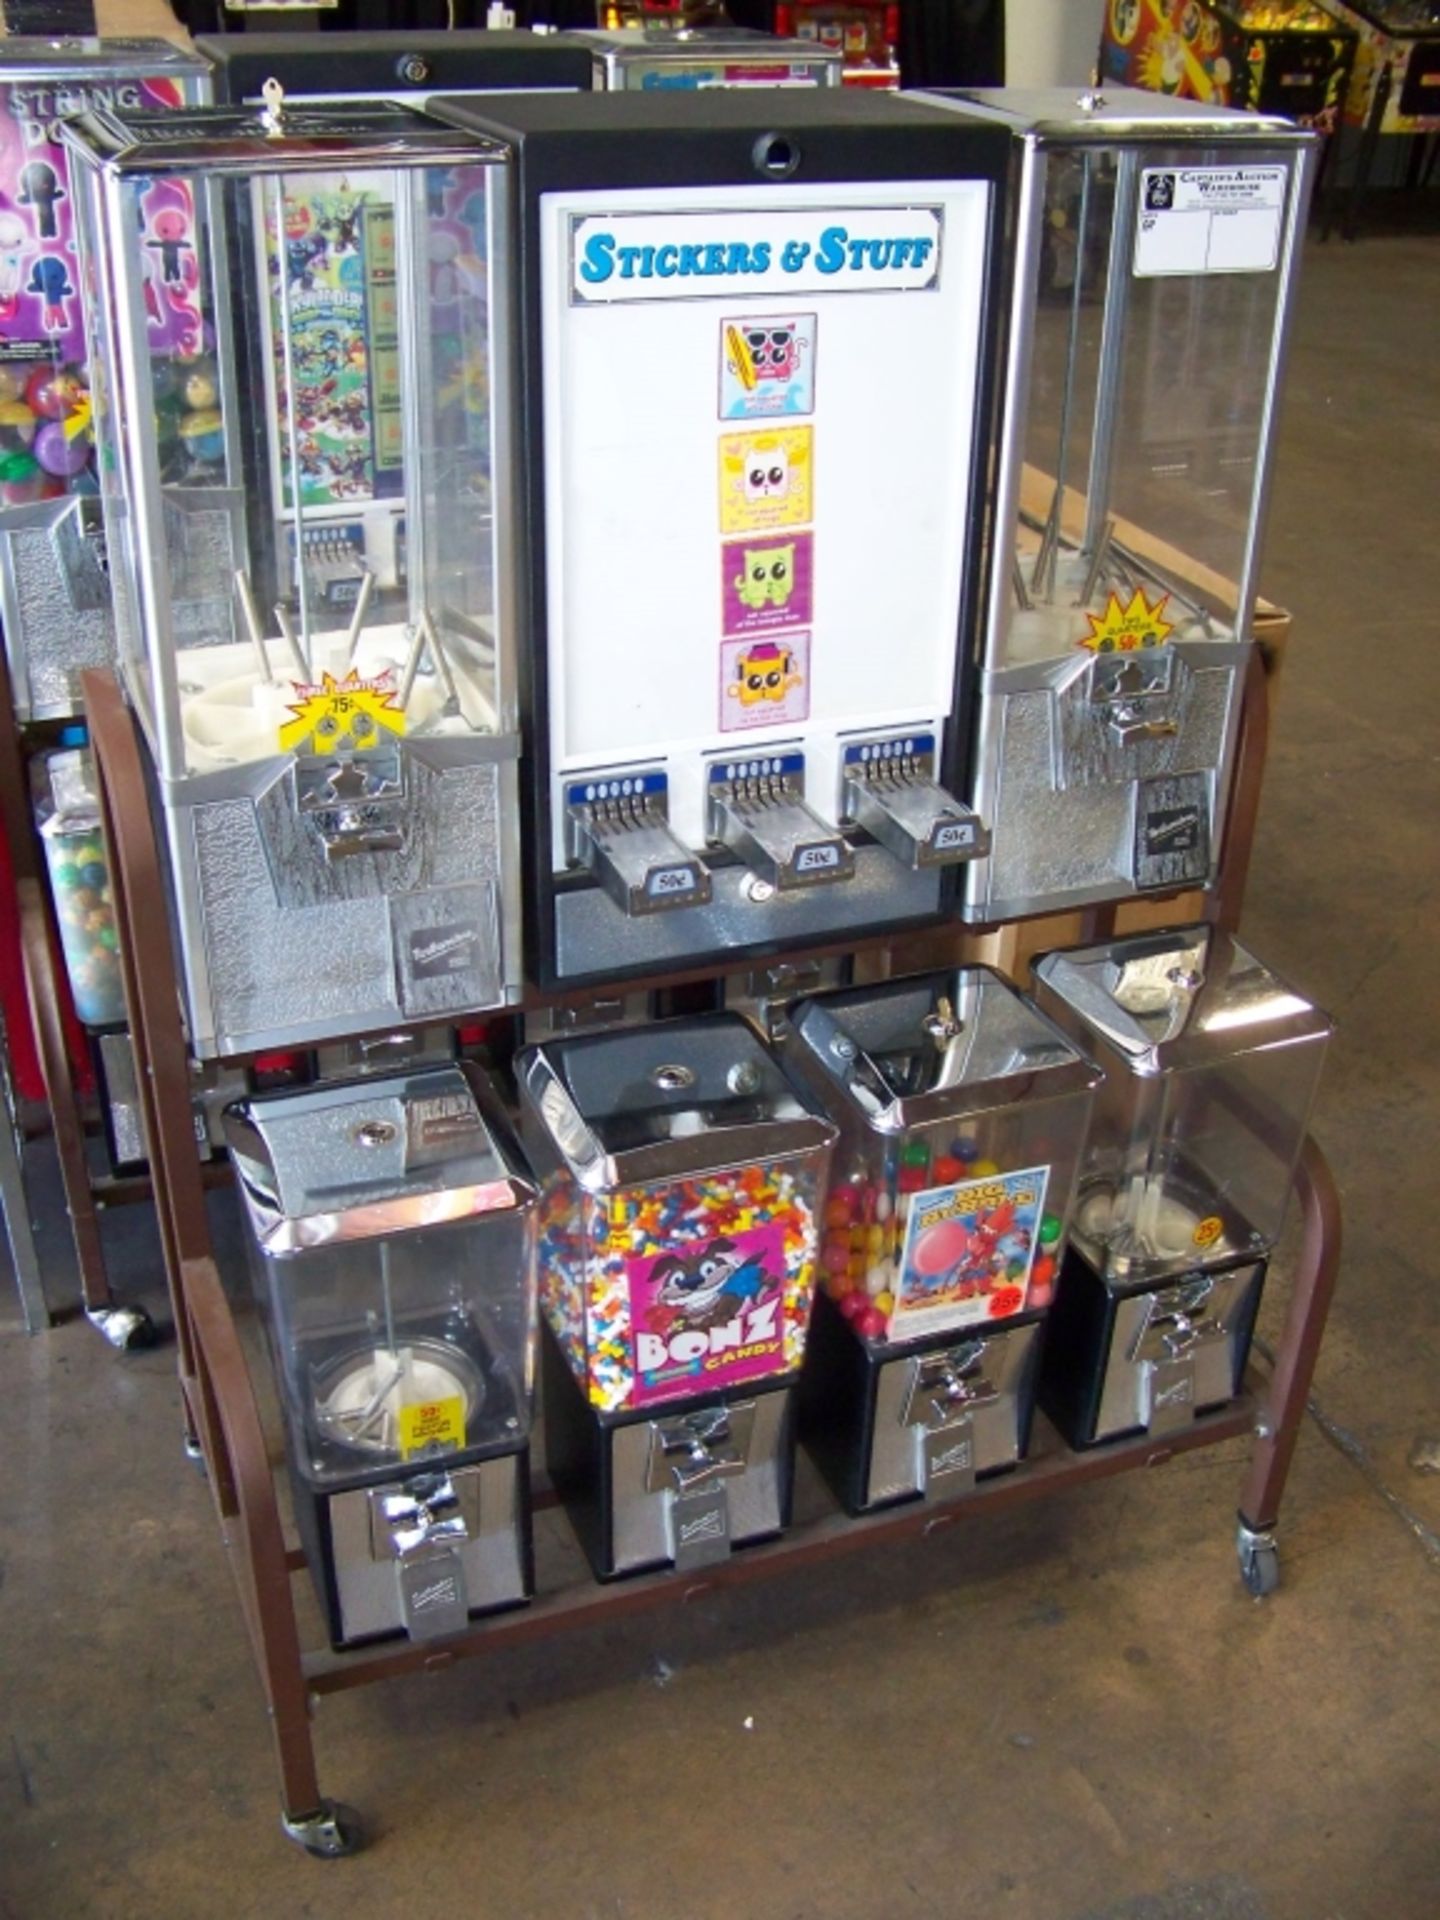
[926,85,1308,146]
[0,38,209,83]
[224,1065,535,1253]
[789,967,1099,1134]
[1032,926,1333,1078]
[519,1012,835,1194]
[58,95,506,178]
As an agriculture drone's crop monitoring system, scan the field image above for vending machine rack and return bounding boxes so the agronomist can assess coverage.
[78,638,1341,1858]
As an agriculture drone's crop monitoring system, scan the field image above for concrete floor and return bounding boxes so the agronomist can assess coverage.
[2,217,1438,1920]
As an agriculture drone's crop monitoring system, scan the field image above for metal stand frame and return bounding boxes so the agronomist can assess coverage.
[79,641,1343,1856]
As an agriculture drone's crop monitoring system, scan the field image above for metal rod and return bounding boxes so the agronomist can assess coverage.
[233,570,274,684]
[343,567,376,668]
[1110,538,1215,632]
[420,610,461,718]
[1046,151,1094,600]
[1078,518,1116,609]
[1011,554,1033,613]
[270,173,313,669]
[273,604,310,681]
[1084,151,1139,553]
[396,622,426,711]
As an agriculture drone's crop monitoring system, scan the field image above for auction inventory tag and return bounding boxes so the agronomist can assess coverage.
[1134,166,1286,277]
[398,1395,465,1462]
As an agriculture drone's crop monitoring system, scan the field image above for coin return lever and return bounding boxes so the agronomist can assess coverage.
[707,753,854,892]
[566,771,713,917]
[841,733,989,870]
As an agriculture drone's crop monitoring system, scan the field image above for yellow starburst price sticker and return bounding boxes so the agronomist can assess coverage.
[397,1395,466,1462]
[279,668,406,755]
[1082,587,1174,654]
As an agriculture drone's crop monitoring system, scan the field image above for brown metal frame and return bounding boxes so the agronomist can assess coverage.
[80,648,1340,1846]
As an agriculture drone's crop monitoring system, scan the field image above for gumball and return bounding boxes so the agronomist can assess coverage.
[80,860,107,890]
[932,1155,963,1184]
[856,1305,887,1341]
[1038,1213,1063,1249]
[178,407,224,464]
[98,926,118,951]
[970,1158,1000,1178]
[901,1137,931,1169]
[837,1290,867,1321]
[0,450,45,503]
[35,418,92,479]
[51,858,79,889]
[182,364,218,410]
[0,398,36,450]
[950,1136,980,1163]
[911,1218,971,1277]
[874,1290,894,1316]
[25,364,85,422]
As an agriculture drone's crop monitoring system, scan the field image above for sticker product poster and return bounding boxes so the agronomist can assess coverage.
[1083,586,1174,653]
[0,75,190,367]
[398,1394,466,1462]
[720,313,816,419]
[1134,167,1288,277]
[722,530,813,636]
[718,425,813,533]
[720,631,811,732]
[266,177,399,515]
[894,1165,1051,1341]
[628,1222,790,1407]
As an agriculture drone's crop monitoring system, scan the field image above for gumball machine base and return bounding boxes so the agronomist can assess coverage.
[798,1288,1044,1516]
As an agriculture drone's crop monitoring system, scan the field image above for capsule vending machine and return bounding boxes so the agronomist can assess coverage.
[63,98,524,1058]
[0,39,208,722]
[198,28,597,111]
[786,969,1098,1511]
[225,1066,539,1645]
[574,27,843,90]
[519,1014,836,1578]
[1032,926,1331,1447]
[430,91,1008,991]
[921,89,1314,924]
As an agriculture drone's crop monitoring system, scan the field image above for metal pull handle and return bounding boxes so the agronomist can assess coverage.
[312,814,406,860]
[646,1404,755,1493]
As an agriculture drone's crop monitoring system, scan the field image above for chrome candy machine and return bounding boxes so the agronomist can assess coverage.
[0,38,208,724]
[922,88,1314,924]
[430,90,1008,992]
[1032,926,1331,1446]
[518,1013,836,1579]
[785,968,1099,1512]
[225,1066,538,1646]
[574,26,843,89]
[61,96,524,1058]
[197,27,596,109]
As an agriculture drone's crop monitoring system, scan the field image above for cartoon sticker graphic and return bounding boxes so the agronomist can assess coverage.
[1082,586,1174,652]
[893,1165,1051,1340]
[720,633,811,733]
[626,1223,789,1407]
[720,313,816,419]
[718,425,812,534]
[25,255,71,334]
[722,530,813,637]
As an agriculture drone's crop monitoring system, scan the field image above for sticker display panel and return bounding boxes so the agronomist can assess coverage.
[539,181,989,865]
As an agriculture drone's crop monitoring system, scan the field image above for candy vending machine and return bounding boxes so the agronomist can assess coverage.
[0,40,209,724]
[921,88,1314,925]
[574,26,843,89]
[785,968,1099,1511]
[225,1066,539,1646]
[1032,926,1331,1446]
[518,1013,835,1578]
[62,98,525,1059]
[429,90,1009,991]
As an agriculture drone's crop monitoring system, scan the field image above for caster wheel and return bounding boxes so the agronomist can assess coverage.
[86,1304,158,1351]
[182,1432,207,1477]
[1237,1522,1280,1597]
[281,1799,365,1859]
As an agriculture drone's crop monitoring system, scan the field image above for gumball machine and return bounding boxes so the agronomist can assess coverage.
[61,96,525,1059]
[919,89,1315,924]
[0,40,208,723]
[1032,926,1332,1446]
[517,1013,836,1579]
[224,1065,539,1647]
[784,969,1099,1512]
[35,748,124,1029]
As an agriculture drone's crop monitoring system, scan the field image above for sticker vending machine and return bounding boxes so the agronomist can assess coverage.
[0,40,209,723]
[1032,926,1331,1446]
[785,969,1099,1511]
[922,88,1314,925]
[63,99,526,1058]
[519,1013,836,1578]
[430,90,1009,991]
